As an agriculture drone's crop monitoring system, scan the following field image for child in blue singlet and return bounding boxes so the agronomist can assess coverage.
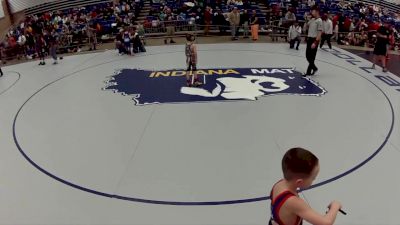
[269,148,342,225]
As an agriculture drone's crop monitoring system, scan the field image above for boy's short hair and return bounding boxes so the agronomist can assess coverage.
[282,148,319,180]
[311,5,320,12]
[186,33,195,41]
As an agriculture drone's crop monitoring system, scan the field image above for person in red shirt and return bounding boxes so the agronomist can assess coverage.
[204,7,213,36]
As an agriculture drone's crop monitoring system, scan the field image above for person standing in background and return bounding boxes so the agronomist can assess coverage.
[304,6,322,76]
[288,21,301,50]
[204,6,213,36]
[240,9,250,39]
[164,8,176,44]
[228,7,240,40]
[36,33,47,65]
[320,15,333,49]
[49,29,59,64]
[250,10,259,41]
[372,23,390,72]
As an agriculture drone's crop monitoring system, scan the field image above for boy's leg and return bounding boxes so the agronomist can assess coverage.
[289,39,294,49]
[193,64,202,86]
[295,37,300,50]
[186,61,192,86]
[327,34,332,49]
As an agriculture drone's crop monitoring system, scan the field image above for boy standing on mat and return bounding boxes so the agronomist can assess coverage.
[269,147,342,225]
[185,34,202,87]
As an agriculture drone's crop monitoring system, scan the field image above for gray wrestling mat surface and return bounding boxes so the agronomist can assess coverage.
[0,43,399,225]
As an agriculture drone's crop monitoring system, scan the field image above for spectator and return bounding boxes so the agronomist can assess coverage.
[87,24,97,51]
[372,24,390,72]
[250,10,259,41]
[358,31,368,46]
[36,34,47,65]
[336,12,345,44]
[164,8,176,44]
[49,29,59,64]
[25,32,35,59]
[115,29,125,55]
[228,7,240,40]
[131,27,146,53]
[16,32,26,59]
[288,21,301,50]
[204,6,213,35]
[357,18,368,32]
[240,9,250,39]
[214,10,228,35]
[265,4,272,24]
[123,28,132,54]
[291,0,299,10]
[320,15,333,49]
[285,10,296,22]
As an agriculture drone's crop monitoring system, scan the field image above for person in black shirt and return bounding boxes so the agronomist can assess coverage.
[26,32,35,58]
[372,24,389,72]
[214,10,227,35]
[336,12,345,44]
[240,9,250,38]
[36,33,47,65]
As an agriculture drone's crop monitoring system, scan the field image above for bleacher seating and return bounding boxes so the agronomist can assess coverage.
[24,0,113,16]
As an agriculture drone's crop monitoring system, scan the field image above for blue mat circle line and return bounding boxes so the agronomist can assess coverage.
[12,48,395,205]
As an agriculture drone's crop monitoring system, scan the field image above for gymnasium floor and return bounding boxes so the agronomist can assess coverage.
[0,43,399,225]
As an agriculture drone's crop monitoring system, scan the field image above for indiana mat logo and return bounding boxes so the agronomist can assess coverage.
[103,68,326,105]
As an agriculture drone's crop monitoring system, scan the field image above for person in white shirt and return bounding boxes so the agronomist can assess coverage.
[320,15,333,49]
[285,10,296,22]
[288,21,302,50]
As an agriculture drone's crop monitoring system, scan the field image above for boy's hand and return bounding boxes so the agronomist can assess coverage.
[328,201,342,211]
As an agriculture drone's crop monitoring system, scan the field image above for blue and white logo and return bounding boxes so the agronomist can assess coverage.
[104,68,326,105]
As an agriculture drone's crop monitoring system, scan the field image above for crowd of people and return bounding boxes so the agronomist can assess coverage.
[0,0,400,64]
[143,0,399,49]
[0,0,145,64]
